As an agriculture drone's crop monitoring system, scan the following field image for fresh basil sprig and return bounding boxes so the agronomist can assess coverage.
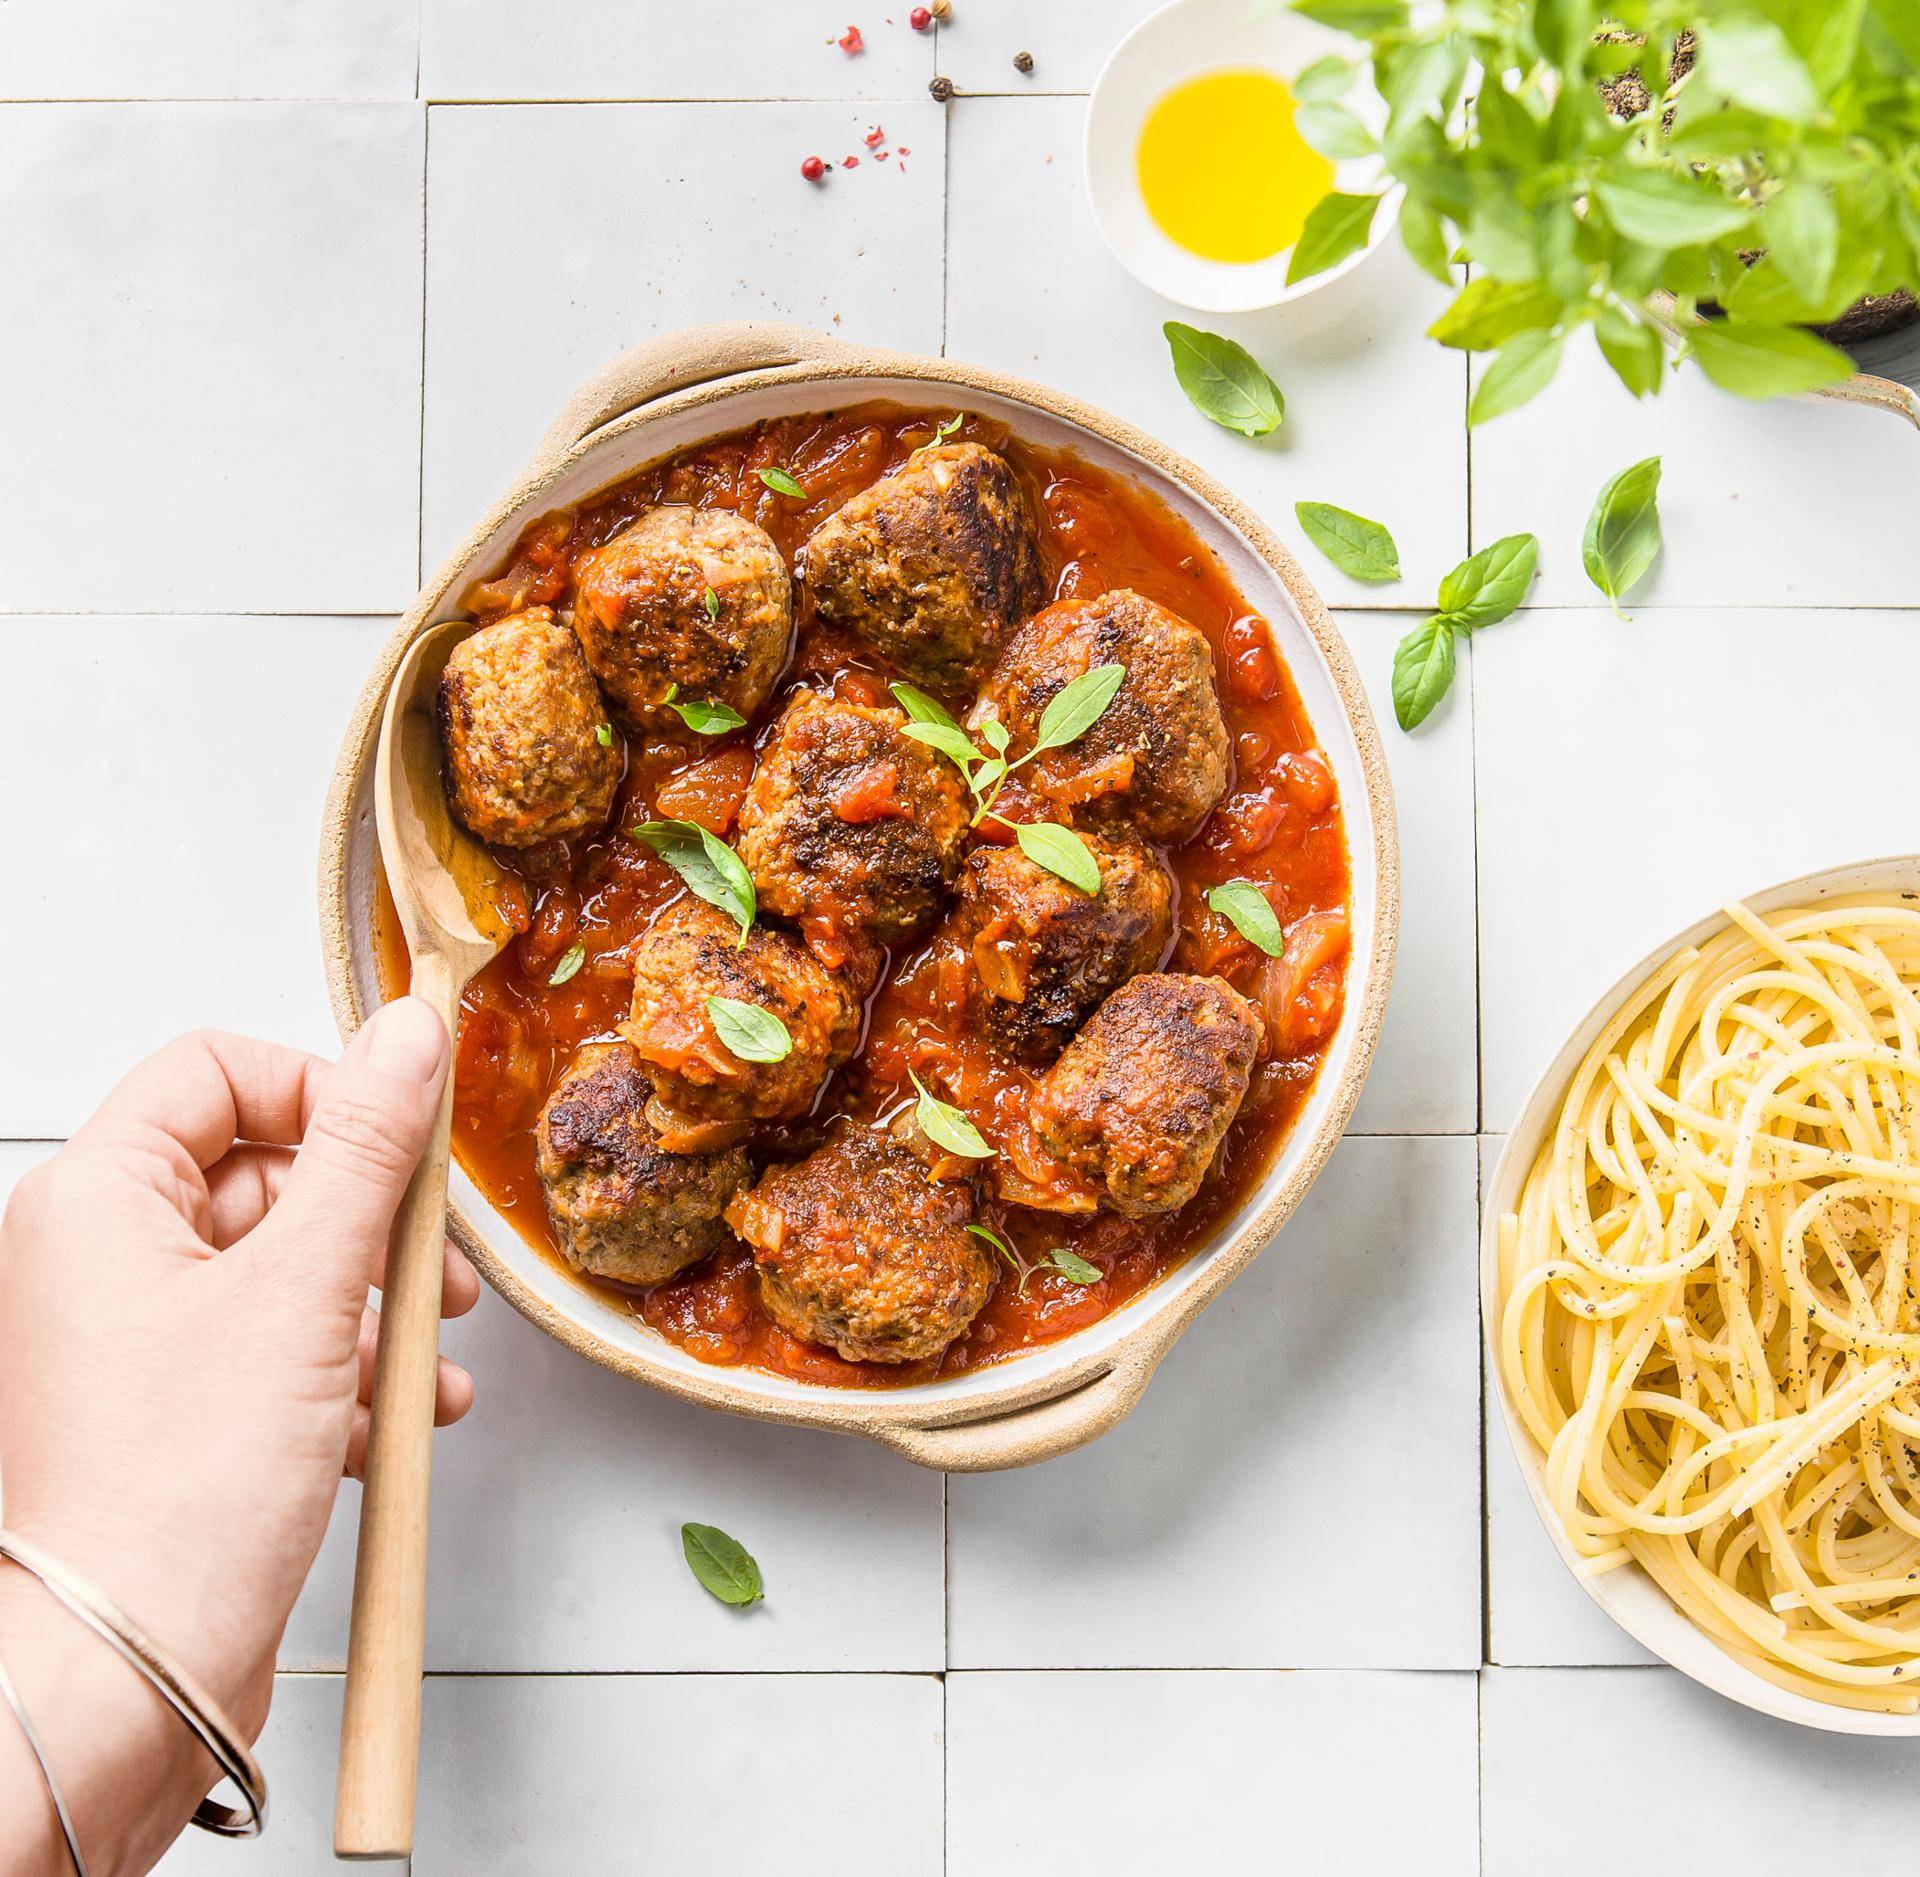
[1390,532,1539,732]
[632,818,757,943]
[910,1071,994,1160]
[889,665,1126,836]
[1294,502,1401,584]
[661,683,747,736]
[1582,457,1663,619]
[1014,822,1102,896]
[1206,881,1283,956]
[755,467,809,499]
[705,996,793,1063]
[1286,191,1379,285]
[967,1223,1103,1296]
[680,1522,763,1607]
[1163,322,1284,437]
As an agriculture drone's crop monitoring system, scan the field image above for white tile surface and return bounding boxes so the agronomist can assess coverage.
[0,2,418,100]
[1482,1666,1920,1874]
[945,97,1469,611]
[0,104,425,614]
[420,100,947,573]
[421,1,937,101]
[1471,333,1920,609]
[932,1,1163,94]
[416,1672,943,1875]
[1479,1140,1653,1668]
[1345,614,1476,1133]
[152,1677,395,1875]
[1477,607,1920,1125]
[947,1135,1480,1669]
[282,1286,944,1673]
[948,1669,1479,1877]
[0,616,390,1136]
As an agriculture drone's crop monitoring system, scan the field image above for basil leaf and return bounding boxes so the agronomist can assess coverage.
[548,941,587,987]
[1015,821,1102,895]
[670,696,748,735]
[1293,0,1407,30]
[1594,309,1666,400]
[1697,18,1819,123]
[632,819,756,941]
[1390,618,1457,732]
[680,1523,763,1607]
[1397,194,1455,287]
[1469,329,1564,425]
[1033,663,1126,752]
[968,755,1008,799]
[1292,53,1352,103]
[929,412,964,445]
[1294,502,1401,583]
[756,467,809,499]
[967,1222,1023,1276]
[910,1071,994,1160]
[1295,101,1375,160]
[1763,181,1838,304]
[705,995,794,1063]
[1163,322,1285,437]
[1427,277,1560,353]
[1286,190,1380,284]
[1436,533,1539,628]
[978,715,1010,755]
[889,681,963,731]
[1592,170,1754,248]
[1047,1249,1103,1285]
[1206,881,1284,956]
[1687,320,1853,398]
[1581,456,1663,617]
[899,720,983,770]
[702,585,721,622]
[595,721,614,748]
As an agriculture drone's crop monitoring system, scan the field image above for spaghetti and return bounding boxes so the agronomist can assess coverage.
[1499,896,1920,1713]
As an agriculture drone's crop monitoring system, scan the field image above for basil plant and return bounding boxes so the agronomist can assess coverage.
[1287,0,1920,418]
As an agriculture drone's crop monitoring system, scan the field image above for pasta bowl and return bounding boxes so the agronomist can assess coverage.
[1484,852,1920,1735]
[320,322,1397,1471]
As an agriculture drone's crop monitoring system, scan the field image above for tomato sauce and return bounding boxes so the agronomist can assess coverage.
[374,401,1351,1389]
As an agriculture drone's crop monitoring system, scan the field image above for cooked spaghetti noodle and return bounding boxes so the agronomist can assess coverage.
[1499,896,1920,1712]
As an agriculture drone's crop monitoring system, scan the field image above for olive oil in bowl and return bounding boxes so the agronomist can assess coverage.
[1136,68,1334,264]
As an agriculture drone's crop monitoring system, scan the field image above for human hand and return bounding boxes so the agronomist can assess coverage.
[0,1001,476,1871]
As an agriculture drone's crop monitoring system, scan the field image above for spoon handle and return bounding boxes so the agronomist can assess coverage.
[334,956,460,1859]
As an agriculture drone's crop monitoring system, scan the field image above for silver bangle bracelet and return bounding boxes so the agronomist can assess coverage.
[0,1644,90,1876]
[0,1529,267,1842]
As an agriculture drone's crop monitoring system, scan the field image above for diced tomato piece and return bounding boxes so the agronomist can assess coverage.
[652,745,755,833]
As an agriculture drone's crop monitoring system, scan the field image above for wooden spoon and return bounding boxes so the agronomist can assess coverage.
[335,619,515,1859]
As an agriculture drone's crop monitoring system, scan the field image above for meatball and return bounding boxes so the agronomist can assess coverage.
[535,1042,749,1286]
[571,505,791,730]
[946,831,1174,1065]
[735,690,970,957]
[1033,973,1262,1216]
[621,898,861,1122]
[799,442,1046,692]
[728,1124,993,1363]
[437,607,619,847]
[972,588,1230,844]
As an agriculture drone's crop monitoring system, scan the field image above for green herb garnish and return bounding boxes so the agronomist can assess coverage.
[1293,503,1401,584]
[756,467,809,500]
[705,996,793,1063]
[547,941,587,986]
[1163,322,1284,437]
[595,721,614,748]
[632,819,756,944]
[681,1523,763,1607]
[1013,821,1101,896]
[1389,533,1539,732]
[1582,457,1663,619]
[1286,191,1379,286]
[703,586,721,622]
[911,1072,994,1160]
[967,1224,1102,1296]
[1206,882,1283,957]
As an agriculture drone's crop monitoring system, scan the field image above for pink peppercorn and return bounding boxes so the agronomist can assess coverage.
[910,6,932,27]
[801,155,826,182]
[838,24,863,52]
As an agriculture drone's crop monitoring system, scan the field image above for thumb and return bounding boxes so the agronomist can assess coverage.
[261,998,451,1284]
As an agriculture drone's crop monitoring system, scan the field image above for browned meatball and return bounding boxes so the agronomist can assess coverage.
[799,442,1046,693]
[728,1124,993,1363]
[621,898,861,1123]
[535,1042,749,1285]
[734,690,970,958]
[438,607,619,847]
[1033,973,1262,1216]
[972,588,1230,844]
[572,505,791,729]
[945,831,1174,1065]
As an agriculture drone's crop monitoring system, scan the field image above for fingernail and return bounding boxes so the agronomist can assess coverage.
[365,997,449,1084]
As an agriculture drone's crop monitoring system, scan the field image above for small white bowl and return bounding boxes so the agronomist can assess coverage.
[1483,852,1920,1736]
[1084,0,1399,313]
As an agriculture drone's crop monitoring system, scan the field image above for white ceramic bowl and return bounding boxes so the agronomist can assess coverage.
[1483,852,1920,1735]
[322,323,1397,1471]
[1085,0,1399,313]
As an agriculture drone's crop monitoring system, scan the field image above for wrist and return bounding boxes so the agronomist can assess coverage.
[0,1563,209,1877]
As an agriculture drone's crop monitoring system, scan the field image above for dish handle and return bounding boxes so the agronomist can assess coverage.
[866,1349,1166,1473]
[528,321,857,471]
